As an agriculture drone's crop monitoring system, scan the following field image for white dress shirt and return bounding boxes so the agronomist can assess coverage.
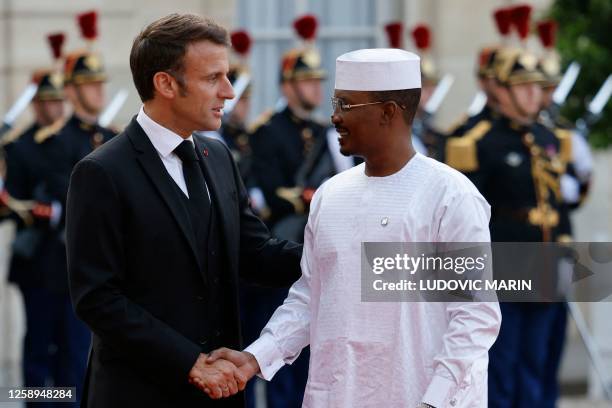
[136,106,196,198]
[245,153,501,408]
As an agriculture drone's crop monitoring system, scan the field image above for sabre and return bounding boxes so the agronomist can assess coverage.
[98,89,129,128]
[424,74,454,116]
[552,62,581,106]
[0,84,38,138]
[224,73,251,116]
[414,74,454,141]
[467,91,487,117]
[575,74,612,139]
[588,74,612,116]
[546,62,581,122]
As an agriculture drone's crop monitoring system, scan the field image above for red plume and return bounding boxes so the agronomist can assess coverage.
[231,30,252,56]
[493,7,513,36]
[47,32,65,60]
[510,4,532,40]
[384,22,404,48]
[77,10,98,40]
[293,14,318,41]
[536,20,557,48]
[411,24,431,51]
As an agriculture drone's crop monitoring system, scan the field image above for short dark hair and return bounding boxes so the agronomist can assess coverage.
[130,14,229,101]
[369,89,421,126]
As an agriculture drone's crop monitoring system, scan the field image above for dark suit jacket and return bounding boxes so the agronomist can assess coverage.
[66,118,302,407]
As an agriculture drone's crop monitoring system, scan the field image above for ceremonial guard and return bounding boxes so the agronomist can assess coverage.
[243,14,330,408]
[409,23,447,158]
[537,19,593,211]
[446,6,514,140]
[446,43,573,407]
[38,10,115,210]
[34,11,115,405]
[1,34,71,407]
[536,18,594,406]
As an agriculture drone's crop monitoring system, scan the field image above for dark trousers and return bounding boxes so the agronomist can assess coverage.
[488,302,567,408]
[20,286,91,408]
[240,284,308,408]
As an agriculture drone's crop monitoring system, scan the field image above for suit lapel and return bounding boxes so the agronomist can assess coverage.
[126,119,202,271]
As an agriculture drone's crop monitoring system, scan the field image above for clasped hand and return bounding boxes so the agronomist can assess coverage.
[188,348,260,399]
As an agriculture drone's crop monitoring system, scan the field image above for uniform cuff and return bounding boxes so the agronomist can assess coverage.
[244,333,286,381]
[422,375,458,407]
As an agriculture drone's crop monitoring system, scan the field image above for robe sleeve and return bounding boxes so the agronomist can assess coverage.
[243,186,323,380]
[422,189,502,408]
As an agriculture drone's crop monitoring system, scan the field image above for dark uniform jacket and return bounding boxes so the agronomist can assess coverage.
[446,114,571,243]
[4,124,49,287]
[249,106,328,227]
[66,118,302,407]
[34,114,116,293]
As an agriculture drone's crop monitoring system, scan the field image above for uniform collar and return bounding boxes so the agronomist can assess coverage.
[69,114,98,132]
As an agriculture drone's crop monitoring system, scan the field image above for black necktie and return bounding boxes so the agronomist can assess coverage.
[173,140,211,211]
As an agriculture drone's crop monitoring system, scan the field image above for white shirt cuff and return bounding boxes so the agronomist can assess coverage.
[422,375,458,407]
[243,333,286,381]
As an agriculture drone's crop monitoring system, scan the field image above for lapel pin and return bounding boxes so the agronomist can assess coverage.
[203,148,209,157]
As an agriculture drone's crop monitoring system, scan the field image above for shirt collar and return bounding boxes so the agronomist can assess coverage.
[136,106,193,158]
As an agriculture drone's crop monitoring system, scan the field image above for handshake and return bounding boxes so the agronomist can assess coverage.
[188,348,260,399]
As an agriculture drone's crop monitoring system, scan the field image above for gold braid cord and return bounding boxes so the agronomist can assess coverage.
[522,133,565,242]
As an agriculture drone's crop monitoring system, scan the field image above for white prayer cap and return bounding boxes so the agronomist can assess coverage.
[335,48,421,91]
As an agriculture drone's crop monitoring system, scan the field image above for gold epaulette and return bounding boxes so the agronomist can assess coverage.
[34,118,65,144]
[445,120,492,172]
[0,125,27,147]
[554,128,573,164]
[247,109,274,134]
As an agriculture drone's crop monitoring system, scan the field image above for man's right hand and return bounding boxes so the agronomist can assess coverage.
[188,353,248,399]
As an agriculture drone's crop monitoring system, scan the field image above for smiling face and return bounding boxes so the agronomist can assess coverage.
[330,89,385,158]
[170,40,235,133]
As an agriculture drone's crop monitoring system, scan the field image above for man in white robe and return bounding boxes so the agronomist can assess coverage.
[202,48,502,407]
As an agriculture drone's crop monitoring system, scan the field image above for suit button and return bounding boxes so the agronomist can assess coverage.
[196,295,204,301]
[210,250,216,256]
[199,339,207,346]
[213,277,219,284]
[214,330,221,337]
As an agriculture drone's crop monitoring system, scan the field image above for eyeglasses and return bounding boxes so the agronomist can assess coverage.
[331,97,406,113]
[331,97,384,113]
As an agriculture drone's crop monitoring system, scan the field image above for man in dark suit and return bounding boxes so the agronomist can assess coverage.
[65,14,302,407]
